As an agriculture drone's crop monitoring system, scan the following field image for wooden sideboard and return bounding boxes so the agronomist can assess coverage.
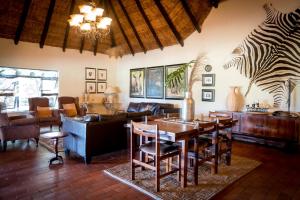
[221,111,300,148]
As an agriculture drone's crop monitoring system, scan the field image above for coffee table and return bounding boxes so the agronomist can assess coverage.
[41,131,69,165]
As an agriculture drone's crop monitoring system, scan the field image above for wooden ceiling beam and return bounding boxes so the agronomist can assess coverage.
[103,0,116,48]
[154,0,184,46]
[40,0,56,48]
[180,0,201,33]
[14,0,32,45]
[80,36,85,54]
[117,0,146,54]
[62,0,76,52]
[107,0,134,56]
[93,38,98,56]
[135,0,163,50]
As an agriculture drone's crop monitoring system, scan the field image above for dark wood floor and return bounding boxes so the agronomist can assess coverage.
[0,140,300,200]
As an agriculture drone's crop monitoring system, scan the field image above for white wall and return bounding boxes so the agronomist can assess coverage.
[0,38,117,102]
[115,0,300,115]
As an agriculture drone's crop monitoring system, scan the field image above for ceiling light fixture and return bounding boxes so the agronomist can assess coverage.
[68,0,112,40]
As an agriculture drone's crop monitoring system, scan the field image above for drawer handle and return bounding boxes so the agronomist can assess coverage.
[256,124,264,128]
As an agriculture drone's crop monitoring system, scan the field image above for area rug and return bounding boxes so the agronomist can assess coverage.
[104,156,261,200]
[38,127,64,153]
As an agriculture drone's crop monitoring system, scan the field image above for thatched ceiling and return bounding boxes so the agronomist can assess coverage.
[0,0,219,57]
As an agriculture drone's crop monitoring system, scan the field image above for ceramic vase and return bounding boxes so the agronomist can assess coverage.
[226,86,244,111]
[181,91,195,121]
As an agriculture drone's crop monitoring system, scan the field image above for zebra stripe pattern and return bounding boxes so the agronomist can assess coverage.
[224,3,300,107]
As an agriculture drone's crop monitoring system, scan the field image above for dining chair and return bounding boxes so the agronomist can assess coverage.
[130,121,181,192]
[205,111,234,165]
[188,121,218,185]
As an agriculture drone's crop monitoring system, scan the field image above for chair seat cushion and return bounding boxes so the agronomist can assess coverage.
[38,116,57,122]
[140,141,179,155]
[9,118,37,126]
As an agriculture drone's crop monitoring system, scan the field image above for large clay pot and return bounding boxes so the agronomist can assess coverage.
[181,92,195,121]
[226,86,244,111]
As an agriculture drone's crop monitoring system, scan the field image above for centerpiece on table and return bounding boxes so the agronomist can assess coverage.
[166,54,208,121]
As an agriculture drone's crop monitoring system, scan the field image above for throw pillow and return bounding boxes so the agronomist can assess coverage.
[63,103,77,117]
[36,106,52,118]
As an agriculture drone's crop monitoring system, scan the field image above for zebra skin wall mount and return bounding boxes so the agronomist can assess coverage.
[224,3,300,108]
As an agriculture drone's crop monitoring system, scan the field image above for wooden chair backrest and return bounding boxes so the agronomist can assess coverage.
[131,121,158,139]
[209,111,232,118]
[218,118,234,130]
[197,121,217,134]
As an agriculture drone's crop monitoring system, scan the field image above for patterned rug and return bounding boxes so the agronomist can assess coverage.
[39,127,64,153]
[104,156,261,200]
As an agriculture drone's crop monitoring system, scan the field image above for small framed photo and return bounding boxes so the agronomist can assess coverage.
[97,69,107,81]
[85,67,96,80]
[202,74,215,86]
[202,89,215,102]
[86,81,96,93]
[97,82,107,93]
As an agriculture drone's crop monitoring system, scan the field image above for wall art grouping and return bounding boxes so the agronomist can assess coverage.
[129,64,187,99]
[224,3,300,108]
[85,67,107,93]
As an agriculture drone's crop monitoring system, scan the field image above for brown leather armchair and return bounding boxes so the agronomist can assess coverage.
[28,97,61,129]
[0,113,40,152]
[58,96,86,116]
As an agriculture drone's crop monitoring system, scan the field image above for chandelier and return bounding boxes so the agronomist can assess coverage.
[68,0,112,40]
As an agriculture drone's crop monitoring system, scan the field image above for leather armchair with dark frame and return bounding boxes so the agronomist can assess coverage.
[58,96,86,117]
[0,113,40,152]
[28,97,61,129]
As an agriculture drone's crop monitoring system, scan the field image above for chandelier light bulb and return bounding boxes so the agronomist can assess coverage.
[85,12,97,21]
[93,8,104,16]
[79,5,92,14]
[80,23,91,31]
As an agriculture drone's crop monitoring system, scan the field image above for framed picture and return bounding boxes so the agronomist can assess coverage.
[130,68,145,98]
[165,64,187,99]
[202,74,215,86]
[202,89,215,102]
[146,66,164,99]
[85,67,96,80]
[97,82,107,93]
[85,81,96,93]
[97,69,107,81]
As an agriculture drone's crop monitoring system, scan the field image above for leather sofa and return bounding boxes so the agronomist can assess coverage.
[127,102,180,116]
[62,112,148,164]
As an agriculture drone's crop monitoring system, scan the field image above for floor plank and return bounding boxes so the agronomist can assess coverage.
[0,140,299,199]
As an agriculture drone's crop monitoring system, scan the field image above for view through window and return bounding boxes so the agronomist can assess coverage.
[0,67,59,111]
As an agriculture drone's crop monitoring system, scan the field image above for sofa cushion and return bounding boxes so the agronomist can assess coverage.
[38,116,57,123]
[63,103,78,117]
[139,103,160,115]
[37,106,52,118]
[127,102,140,112]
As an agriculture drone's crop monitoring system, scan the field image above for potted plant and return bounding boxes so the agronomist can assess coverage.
[166,54,207,121]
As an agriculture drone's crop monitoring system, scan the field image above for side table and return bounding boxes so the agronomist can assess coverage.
[41,131,69,165]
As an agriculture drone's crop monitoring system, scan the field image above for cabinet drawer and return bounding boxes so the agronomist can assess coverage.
[240,114,266,136]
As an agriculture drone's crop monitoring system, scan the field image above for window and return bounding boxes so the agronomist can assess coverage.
[0,67,59,111]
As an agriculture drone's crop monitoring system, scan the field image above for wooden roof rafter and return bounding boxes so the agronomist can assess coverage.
[107,0,135,56]
[40,0,56,48]
[62,0,76,52]
[117,0,146,54]
[103,0,116,48]
[154,0,184,47]
[14,0,32,45]
[180,0,201,33]
[135,0,163,50]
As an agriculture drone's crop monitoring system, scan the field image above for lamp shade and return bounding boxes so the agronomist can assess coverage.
[104,86,118,94]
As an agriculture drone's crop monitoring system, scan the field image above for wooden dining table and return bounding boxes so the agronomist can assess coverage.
[144,117,228,188]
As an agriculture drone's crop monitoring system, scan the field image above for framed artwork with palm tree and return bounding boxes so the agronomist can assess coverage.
[165,64,187,99]
[130,68,145,98]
